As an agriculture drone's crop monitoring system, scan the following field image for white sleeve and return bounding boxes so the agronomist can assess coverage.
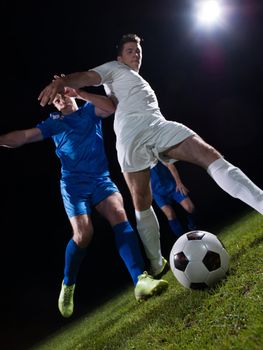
[89,61,117,85]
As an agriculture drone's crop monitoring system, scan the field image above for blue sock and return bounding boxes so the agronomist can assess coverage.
[113,221,145,285]
[64,239,87,286]
[186,210,197,231]
[168,218,184,238]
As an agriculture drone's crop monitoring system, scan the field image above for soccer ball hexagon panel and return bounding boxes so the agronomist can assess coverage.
[169,230,230,289]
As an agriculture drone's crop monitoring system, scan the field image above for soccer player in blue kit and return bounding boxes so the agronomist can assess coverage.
[150,161,197,238]
[0,88,168,318]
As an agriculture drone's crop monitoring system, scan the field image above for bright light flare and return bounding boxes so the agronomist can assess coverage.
[196,0,222,26]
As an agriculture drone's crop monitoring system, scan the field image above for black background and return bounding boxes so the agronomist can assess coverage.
[1,1,263,349]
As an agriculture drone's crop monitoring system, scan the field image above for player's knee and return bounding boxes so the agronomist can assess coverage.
[132,191,152,210]
[184,203,195,213]
[112,207,127,222]
[162,205,175,219]
[73,227,93,248]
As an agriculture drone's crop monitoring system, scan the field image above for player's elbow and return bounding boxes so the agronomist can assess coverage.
[86,70,102,86]
[108,106,116,115]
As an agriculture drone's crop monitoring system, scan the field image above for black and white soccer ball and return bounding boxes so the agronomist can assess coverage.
[169,230,230,289]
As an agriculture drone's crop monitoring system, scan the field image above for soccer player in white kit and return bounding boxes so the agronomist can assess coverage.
[38,33,263,278]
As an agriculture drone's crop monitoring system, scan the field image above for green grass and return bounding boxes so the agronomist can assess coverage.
[31,211,263,350]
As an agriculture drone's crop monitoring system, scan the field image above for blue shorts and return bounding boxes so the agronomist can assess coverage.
[153,190,188,209]
[60,176,119,218]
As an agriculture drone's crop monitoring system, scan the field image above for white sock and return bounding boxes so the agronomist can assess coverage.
[207,158,263,214]
[135,206,163,272]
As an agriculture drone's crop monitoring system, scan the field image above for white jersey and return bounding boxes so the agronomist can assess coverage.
[91,61,195,172]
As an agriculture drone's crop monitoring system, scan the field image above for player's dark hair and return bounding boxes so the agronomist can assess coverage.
[116,33,143,56]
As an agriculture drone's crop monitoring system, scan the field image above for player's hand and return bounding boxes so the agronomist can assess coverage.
[64,87,78,98]
[52,74,78,98]
[176,183,189,196]
[38,78,65,106]
[53,74,65,81]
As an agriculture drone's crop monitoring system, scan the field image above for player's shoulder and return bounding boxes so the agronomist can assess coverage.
[94,60,118,69]
[102,60,130,70]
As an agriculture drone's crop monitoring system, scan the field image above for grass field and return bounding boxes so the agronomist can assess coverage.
[31,210,263,350]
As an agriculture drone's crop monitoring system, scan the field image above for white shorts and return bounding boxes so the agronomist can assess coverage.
[116,119,196,172]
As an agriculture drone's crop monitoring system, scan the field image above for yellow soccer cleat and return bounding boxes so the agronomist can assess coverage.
[134,271,168,302]
[58,281,75,318]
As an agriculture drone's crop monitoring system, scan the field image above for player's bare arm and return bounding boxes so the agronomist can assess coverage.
[77,90,116,117]
[38,71,101,107]
[0,128,43,148]
[62,86,115,117]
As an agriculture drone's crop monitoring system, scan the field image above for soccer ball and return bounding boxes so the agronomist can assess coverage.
[169,230,230,289]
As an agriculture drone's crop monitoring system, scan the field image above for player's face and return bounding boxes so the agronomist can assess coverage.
[53,94,77,114]
[117,42,142,72]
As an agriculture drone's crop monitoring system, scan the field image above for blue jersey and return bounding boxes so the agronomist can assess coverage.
[37,102,109,181]
[36,102,118,217]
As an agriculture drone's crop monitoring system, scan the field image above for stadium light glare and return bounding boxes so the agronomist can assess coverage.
[196,0,222,27]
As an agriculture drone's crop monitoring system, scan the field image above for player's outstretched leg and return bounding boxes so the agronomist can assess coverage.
[207,158,263,214]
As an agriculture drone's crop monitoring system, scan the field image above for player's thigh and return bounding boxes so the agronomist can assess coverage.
[164,134,221,168]
[124,168,151,195]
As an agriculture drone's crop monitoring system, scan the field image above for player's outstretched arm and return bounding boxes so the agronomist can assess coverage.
[0,128,43,148]
[38,71,101,107]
